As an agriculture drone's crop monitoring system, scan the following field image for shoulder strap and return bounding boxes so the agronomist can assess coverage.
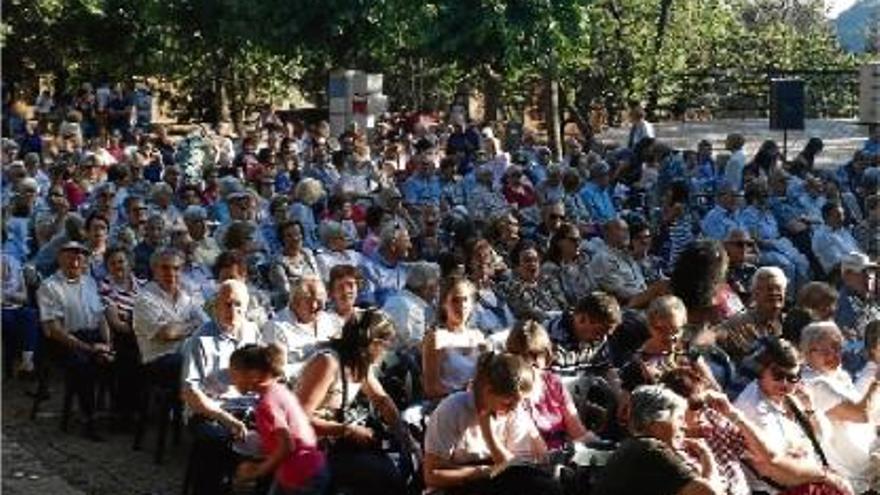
[784,395,829,467]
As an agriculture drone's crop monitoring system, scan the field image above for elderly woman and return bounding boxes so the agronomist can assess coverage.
[422,277,488,400]
[498,241,567,323]
[505,320,594,450]
[733,337,853,495]
[467,239,514,335]
[262,274,339,377]
[296,309,416,495]
[315,220,367,283]
[800,322,879,493]
[619,296,703,391]
[266,220,320,310]
[594,385,722,495]
[541,222,592,306]
[290,177,324,249]
[423,352,558,495]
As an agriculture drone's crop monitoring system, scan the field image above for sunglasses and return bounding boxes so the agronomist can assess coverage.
[770,368,800,384]
[548,213,565,220]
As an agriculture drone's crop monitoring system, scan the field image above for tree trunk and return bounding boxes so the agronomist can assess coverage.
[547,75,563,162]
[645,0,674,120]
[483,72,501,123]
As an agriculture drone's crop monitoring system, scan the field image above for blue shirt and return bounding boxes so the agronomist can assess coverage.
[181,320,261,399]
[402,174,441,206]
[737,205,780,241]
[580,181,616,223]
[700,205,741,241]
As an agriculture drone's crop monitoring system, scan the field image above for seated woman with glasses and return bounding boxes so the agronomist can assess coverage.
[541,222,592,307]
[619,296,717,392]
[733,337,853,495]
[295,308,418,495]
[800,322,879,494]
[423,352,561,495]
[505,320,596,450]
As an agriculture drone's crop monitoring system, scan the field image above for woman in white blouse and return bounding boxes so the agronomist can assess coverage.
[800,322,879,493]
[733,337,853,495]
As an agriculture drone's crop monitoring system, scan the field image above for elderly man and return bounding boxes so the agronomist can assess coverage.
[403,153,441,207]
[36,241,112,440]
[723,228,759,305]
[181,279,261,495]
[580,161,616,223]
[382,261,439,348]
[715,266,787,363]
[700,183,743,241]
[812,201,863,276]
[836,253,880,371]
[261,274,338,375]
[133,247,208,389]
[133,213,166,279]
[590,218,666,308]
[363,221,418,306]
[183,205,221,268]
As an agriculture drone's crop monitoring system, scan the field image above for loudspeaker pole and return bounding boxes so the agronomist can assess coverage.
[782,128,788,162]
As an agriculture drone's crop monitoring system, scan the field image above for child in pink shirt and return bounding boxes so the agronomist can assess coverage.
[230,344,327,495]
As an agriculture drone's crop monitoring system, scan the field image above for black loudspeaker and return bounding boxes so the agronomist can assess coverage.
[769,79,805,130]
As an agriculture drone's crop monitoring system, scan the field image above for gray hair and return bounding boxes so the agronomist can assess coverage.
[150,182,173,201]
[799,321,843,355]
[751,266,787,293]
[629,385,687,434]
[183,205,208,221]
[290,274,326,304]
[293,178,325,206]
[379,221,408,247]
[149,246,184,268]
[406,262,440,292]
[319,220,346,244]
[646,295,687,323]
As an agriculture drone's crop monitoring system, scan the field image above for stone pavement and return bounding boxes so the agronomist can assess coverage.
[595,118,871,169]
[2,376,187,495]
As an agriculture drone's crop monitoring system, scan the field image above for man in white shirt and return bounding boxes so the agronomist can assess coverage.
[133,247,208,389]
[812,202,863,276]
[36,241,112,440]
[724,133,746,190]
[382,261,439,349]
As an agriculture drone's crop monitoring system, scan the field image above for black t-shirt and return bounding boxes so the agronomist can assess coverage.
[593,437,696,495]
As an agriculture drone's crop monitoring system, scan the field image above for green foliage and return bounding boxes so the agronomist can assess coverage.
[1,0,866,121]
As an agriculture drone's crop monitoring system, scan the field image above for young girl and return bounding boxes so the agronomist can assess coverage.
[230,344,327,495]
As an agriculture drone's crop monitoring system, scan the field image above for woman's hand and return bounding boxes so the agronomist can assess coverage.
[345,424,376,446]
[235,461,261,481]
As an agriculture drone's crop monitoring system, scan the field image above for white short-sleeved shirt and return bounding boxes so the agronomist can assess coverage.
[432,328,486,394]
[133,282,209,362]
[425,390,537,465]
[36,272,105,332]
[261,307,340,374]
[382,289,432,347]
[734,381,822,495]
[802,366,876,492]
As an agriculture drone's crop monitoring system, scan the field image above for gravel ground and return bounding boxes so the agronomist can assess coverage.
[2,376,188,495]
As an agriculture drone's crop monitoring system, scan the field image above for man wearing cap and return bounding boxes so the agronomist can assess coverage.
[579,161,616,223]
[836,253,880,369]
[36,241,112,440]
[700,183,743,241]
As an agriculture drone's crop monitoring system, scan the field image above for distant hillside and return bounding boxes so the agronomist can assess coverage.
[835,0,880,53]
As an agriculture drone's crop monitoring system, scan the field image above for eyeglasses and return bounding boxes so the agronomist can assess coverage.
[729,241,755,248]
[770,368,800,384]
[548,213,565,220]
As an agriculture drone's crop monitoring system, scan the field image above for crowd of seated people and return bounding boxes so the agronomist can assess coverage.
[3,96,880,495]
